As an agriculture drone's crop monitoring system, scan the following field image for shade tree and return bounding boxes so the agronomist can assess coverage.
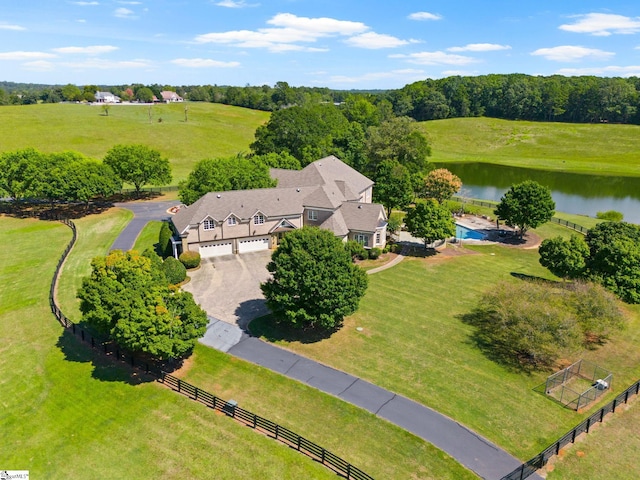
[103,144,172,195]
[494,180,555,237]
[77,250,207,360]
[404,199,456,249]
[261,227,368,331]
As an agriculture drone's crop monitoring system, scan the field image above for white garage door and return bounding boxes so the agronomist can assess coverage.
[238,236,270,253]
[199,241,234,258]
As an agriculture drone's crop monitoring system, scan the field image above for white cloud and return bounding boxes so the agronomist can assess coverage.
[0,23,26,31]
[114,7,135,18]
[195,13,367,52]
[345,32,408,49]
[557,65,640,77]
[23,60,55,71]
[0,51,57,60]
[267,13,367,36]
[61,58,152,69]
[215,0,259,7]
[408,12,442,21]
[52,45,119,55]
[559,13,640,36]
[531,45,614,62]
[448,43,511,52]
[71,1,99,5]
[390,51,478,66]
[171,58,241,68]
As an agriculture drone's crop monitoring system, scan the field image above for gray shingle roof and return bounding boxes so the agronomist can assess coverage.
[172,186,314,234]
[339,202,387,232]
[272,155,372,198]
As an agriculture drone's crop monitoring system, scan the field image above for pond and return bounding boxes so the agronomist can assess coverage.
[437,163,640,225]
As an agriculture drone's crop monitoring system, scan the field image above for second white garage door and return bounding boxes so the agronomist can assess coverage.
[238,236,270,253]
[199,240,234,258]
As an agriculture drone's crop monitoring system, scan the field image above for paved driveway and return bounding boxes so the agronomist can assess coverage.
[182,250,272,329]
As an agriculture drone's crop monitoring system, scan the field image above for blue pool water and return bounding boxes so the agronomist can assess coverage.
[455,223,487,241]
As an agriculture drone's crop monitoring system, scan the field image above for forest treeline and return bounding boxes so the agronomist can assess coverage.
[2,73,640,124]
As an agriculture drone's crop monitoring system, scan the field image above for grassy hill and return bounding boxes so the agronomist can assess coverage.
[423,117,640,177]
[0,102,269,183]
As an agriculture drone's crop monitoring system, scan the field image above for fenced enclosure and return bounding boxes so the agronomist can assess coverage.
[500,379,640,480]
[47,216,374,480]
[545,360,613,411]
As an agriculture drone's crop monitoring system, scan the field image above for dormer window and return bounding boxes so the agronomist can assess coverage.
[227,216,237,226]
[203,219,215,230]
[253,213,265,225]
[307,210,318,221]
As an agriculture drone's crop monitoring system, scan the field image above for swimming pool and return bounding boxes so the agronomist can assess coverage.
[455,223,487,241]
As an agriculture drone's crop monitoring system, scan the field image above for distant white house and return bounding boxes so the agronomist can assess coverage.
[95,91,120,103]
[160,91,183,103]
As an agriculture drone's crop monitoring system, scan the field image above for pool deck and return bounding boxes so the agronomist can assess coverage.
[454,215,517,245]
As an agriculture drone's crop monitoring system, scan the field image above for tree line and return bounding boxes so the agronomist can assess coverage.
[0,144,172,203]
[6,74,640,125]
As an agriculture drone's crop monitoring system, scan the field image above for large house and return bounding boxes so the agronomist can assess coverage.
[160,91,184,102]
[95,91,120,103]
[171,156,387,258]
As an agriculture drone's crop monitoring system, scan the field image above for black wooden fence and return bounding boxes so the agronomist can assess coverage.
[160,373,373,480]
[48,217,374,480]
[501,379,640,480]
[450,196,590,234]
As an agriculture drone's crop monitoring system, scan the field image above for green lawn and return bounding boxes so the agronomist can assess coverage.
[547,399,640,480]
[133,219,163,253]
[251,222,640,460]
[424,117,640,177]
[0,216,338,479]
[48,214,476,479]
[0,102,269,183]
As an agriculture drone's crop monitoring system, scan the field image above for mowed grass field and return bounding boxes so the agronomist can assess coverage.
[0,102,269,183]
[251,221,640,462]
[49,211,475,479]
[423,117,640,177]
[0,215,341,480]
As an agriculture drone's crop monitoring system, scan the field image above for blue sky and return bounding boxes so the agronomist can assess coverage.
[1,1,640,89]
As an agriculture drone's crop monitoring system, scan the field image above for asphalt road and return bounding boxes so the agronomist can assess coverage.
[110,200,179,251]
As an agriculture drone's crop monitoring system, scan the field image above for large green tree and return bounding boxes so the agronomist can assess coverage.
[494,180,555,237]
[250,103,363,167]
[364,116,431,173]
[404,199,456,249]
[538,234,589,280]
[584,222,640,303]
[78,250,207,360]
[179,155,276,205]
[261,227,368,331]
[372,160,413,216]
[0,148,44,200]
[104,144,172,195]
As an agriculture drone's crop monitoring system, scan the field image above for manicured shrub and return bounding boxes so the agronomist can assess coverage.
[368,247,382,260]
[345,240,368,261]
[162,256,187,285]
[179,250,201,269]
[158,221,173,258]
